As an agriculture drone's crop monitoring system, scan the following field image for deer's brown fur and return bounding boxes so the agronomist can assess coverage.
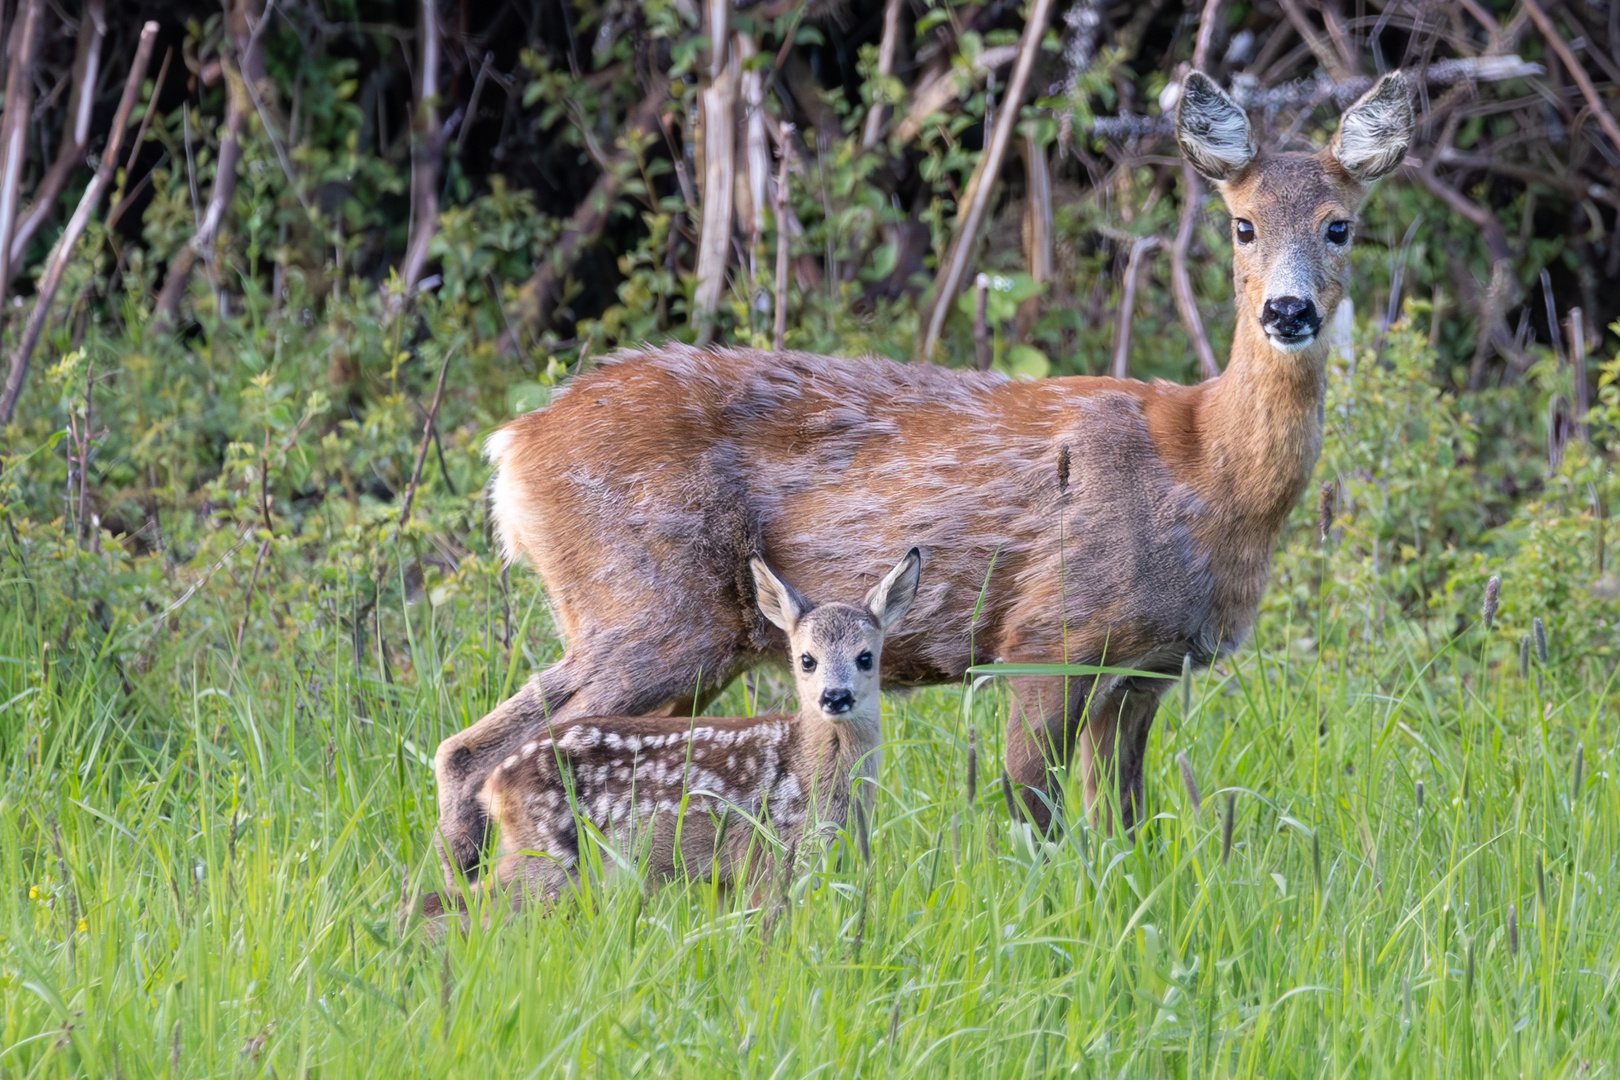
[432,71,1414,882]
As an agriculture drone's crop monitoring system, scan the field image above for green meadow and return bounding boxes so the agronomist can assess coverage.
[2,321,1617,1077]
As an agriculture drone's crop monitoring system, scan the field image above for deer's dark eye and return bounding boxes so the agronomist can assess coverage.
[856,651,873,671]
[800,654,816,672]
[1234,219,1256,244]
[1326,220,1350,245]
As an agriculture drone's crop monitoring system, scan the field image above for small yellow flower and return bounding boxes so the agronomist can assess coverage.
[76,919,87,934]
[29,886,39,900]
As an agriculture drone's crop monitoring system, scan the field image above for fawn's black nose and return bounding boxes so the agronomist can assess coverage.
[820,688,855,715]
[1260,296,1321,339]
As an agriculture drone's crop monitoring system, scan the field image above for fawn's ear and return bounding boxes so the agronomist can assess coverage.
[1176,72,1255,183]
[752,556,809,632]
[866,548,922,633]
[1331,71,1414,183]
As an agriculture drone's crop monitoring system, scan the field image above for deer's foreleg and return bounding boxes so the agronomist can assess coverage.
[1002,669,1164,834]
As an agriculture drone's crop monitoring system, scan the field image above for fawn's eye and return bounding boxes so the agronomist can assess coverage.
[800,654,816,672]
[856,651,873,671]
[1326,220,1350,245]
[1234,219,1256,244]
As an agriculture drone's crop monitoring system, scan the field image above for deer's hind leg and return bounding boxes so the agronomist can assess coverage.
[434,629,755,887]
[480,747,583,912]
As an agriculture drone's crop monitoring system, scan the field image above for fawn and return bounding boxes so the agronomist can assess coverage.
[434,70,1415,882]
[468,549,920,907]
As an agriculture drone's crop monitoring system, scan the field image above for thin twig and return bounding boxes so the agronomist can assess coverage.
[1113,236,1163,379]
[398,349,455,528]
[1520,0,1620,154]
[125,46,173,178]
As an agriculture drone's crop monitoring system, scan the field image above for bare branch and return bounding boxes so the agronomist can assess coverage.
[1520,0,1620,156]
[1,22,157,425]
[9,0,105,271]
[0,0,46,305]
[498,82,670,355]
[692,0,736,342]
[154,0,265,329]
[861,0,904,149]
[398,0,442,298]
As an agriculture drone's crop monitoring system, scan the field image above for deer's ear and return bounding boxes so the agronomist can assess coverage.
[1332,71,1414,182]
[752,557,808,632]
[1176,72,1255,183]
[866,548,922,633]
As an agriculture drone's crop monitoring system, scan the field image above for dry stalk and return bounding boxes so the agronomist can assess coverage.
[398,349,455,529]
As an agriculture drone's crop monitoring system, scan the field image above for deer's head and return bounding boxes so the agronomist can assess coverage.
[751,549,921,724]
[1177,70,1414,355]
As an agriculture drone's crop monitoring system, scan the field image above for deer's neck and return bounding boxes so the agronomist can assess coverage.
[796,708,883,783]
[1197,317,1327,534]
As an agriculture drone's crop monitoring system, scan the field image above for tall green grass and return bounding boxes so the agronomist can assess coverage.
[1,543,1616,1078]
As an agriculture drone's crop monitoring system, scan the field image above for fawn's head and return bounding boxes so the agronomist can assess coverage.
[1177,70,1414,355]
[750,549,922,724]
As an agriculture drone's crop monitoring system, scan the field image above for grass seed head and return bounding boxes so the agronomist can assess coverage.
[1415,779,1424,812]
[1533,617,1548,664]
[965,726,978,807]
[1508,903,1518,956]
[1573,742,1584,801]
[1221,792,1236,864]
[1176,751,1201,813]
[1519,634,1531,677]
[1482,575,1500,631]
[1317,481,1335,546]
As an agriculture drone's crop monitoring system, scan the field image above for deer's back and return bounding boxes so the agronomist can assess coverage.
[491,345,1242,678]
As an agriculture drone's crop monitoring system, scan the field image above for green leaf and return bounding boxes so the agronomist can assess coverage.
[1002,344,1050,380]
[508,381,551,416]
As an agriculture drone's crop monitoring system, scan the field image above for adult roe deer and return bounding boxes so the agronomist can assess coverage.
[434,70,1415,883]
[468,550,919,907]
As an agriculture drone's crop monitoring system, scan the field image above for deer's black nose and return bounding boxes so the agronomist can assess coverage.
[820,689,855,715]
[1261,296,1321,338]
